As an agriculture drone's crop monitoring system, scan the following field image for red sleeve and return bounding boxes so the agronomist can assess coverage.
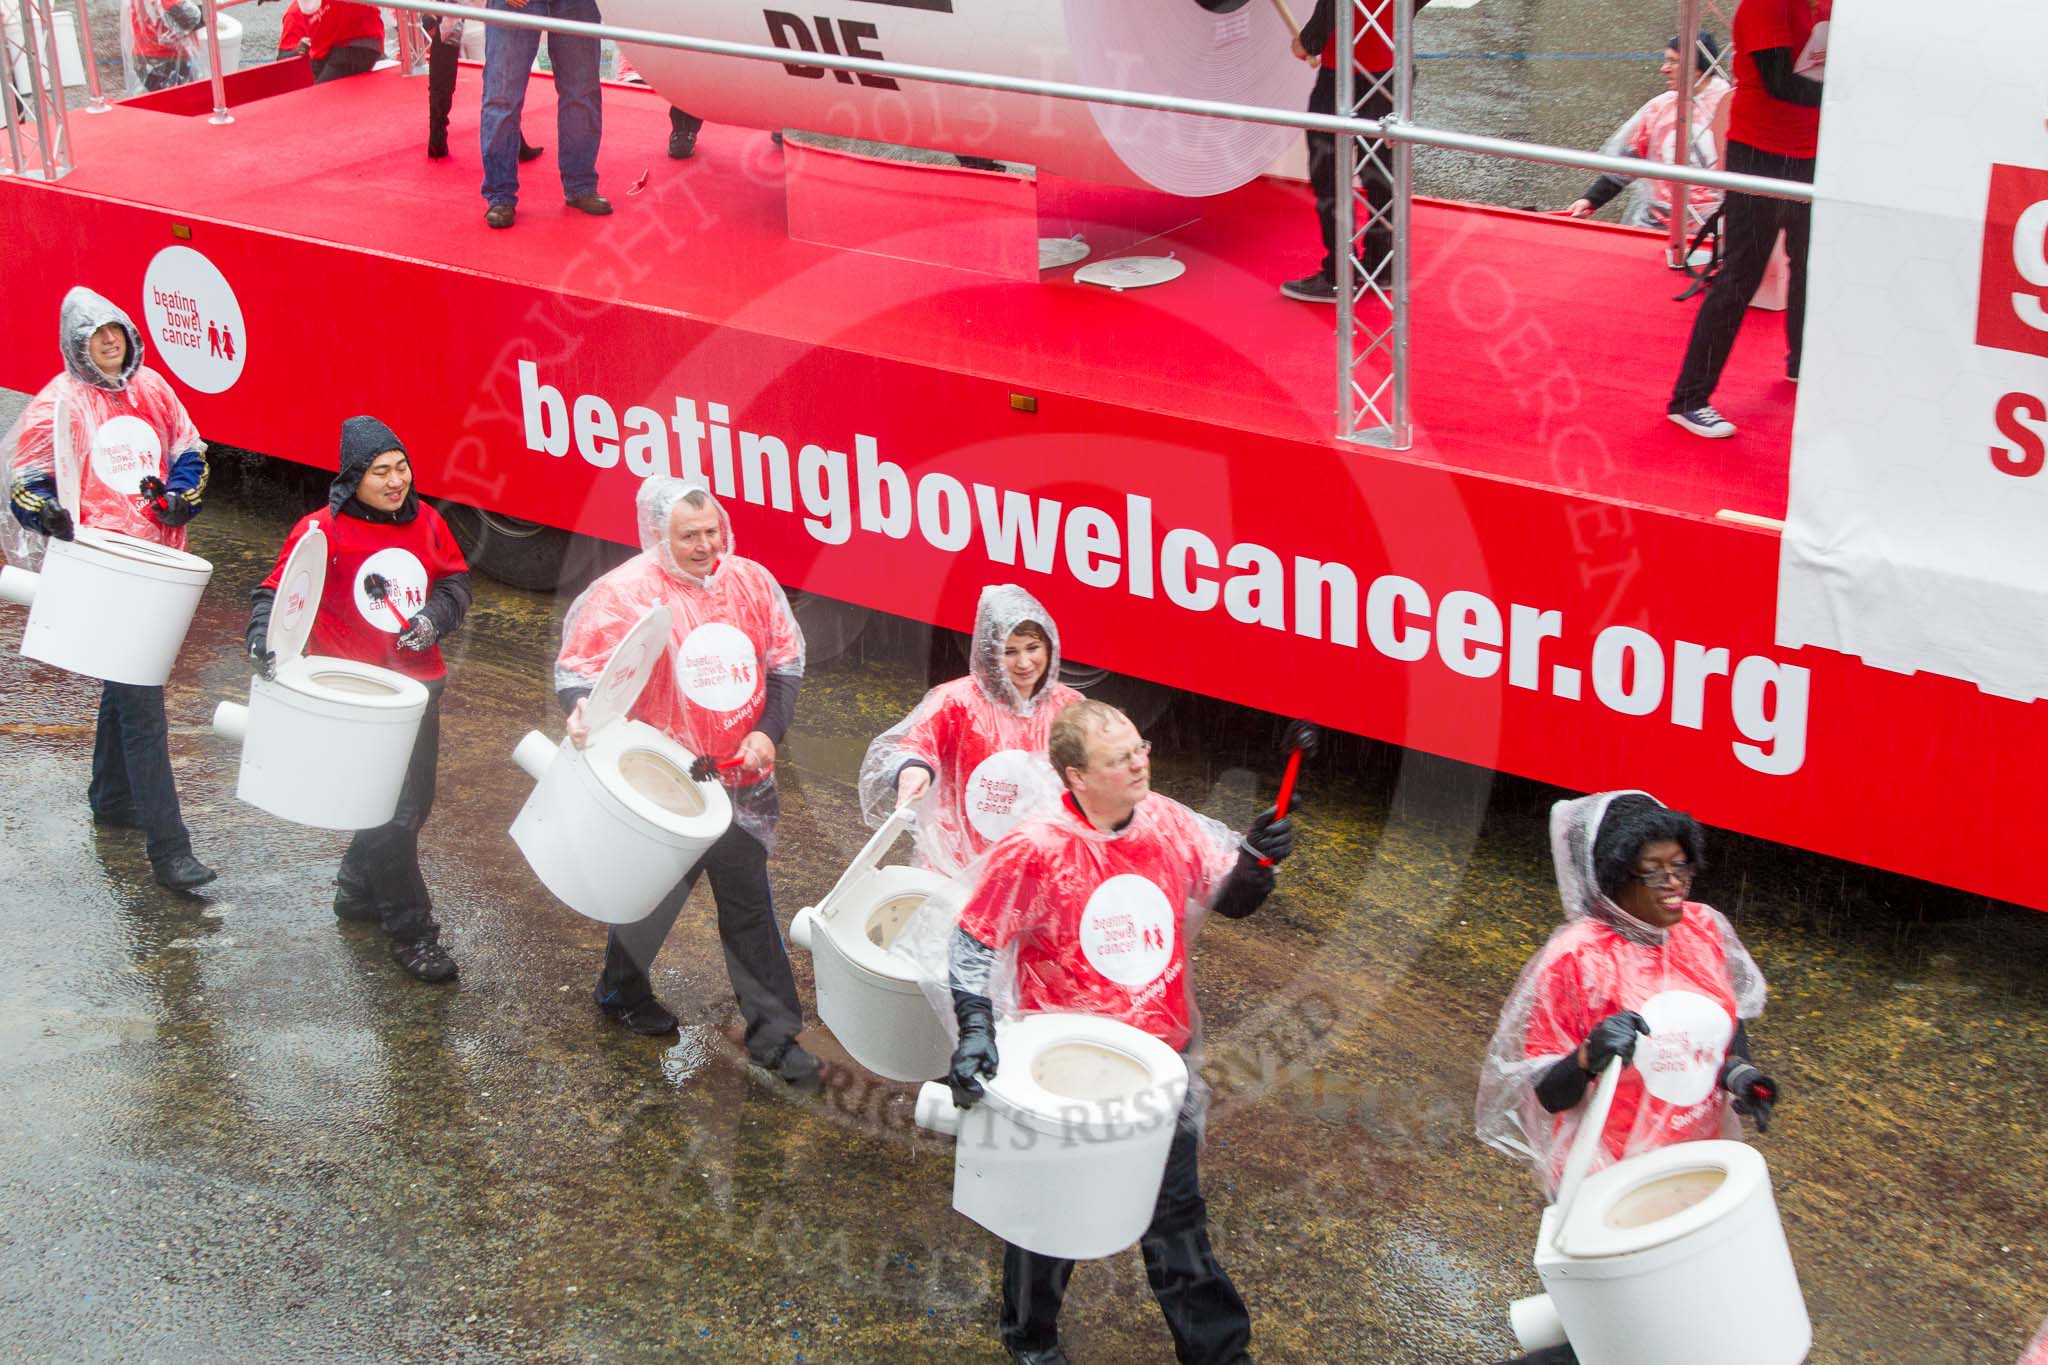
[1734,0,1794,56]
[421,504,470,578]
[259,512,324,591]
[1523,945,1592,1062]
[955,830,1043,951]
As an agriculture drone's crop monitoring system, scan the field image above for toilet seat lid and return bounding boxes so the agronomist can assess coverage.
[266,525,329,664]
[585,604,672,734]
[1554,1139,1765,1259]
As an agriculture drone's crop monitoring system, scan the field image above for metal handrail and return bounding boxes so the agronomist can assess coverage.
[356,0,1815,205]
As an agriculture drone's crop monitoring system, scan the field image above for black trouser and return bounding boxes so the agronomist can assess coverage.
[598,814,804,1062]
[90,681,193,865]
[336,687,442,944]
[1001,1092,1251,1365]
[1668,140,1815,411]
[312,42,381,83]
[1306,65,1395,281]
[426,15,458,138]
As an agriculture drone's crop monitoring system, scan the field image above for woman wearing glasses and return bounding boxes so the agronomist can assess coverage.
[1476,790,1783,1204]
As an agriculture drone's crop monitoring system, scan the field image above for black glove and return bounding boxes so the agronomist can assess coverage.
[1242,805,1293,865]
[1721,1057,1779,1133]
[249,642,276,680]
[397,613,439,652]
[1282,719,1321,757]
[40,501,74,541]
[1581,1010,1650,1074]
[948,993,1000,1109]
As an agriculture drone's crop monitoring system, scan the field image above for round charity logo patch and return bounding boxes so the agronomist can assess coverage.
[89,415,162,495]
[677,621,758,712]
[351,547,429,633]
[1634,988,1735,1107]
[963,749,1058,842]
[1078,874,1176,988]
[142,246,247,394]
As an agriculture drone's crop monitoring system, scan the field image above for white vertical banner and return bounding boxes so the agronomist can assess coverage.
[1776,0,2048,700]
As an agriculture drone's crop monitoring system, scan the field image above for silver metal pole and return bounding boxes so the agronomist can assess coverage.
[1334,2,1356,443]
[0,21,24,175]
[201,0,231,124]
[1668,0,1701,266]
[19,0,69,178]
[73,0,107,111]
[371,0,1816,204]
[1388,0,1413,450]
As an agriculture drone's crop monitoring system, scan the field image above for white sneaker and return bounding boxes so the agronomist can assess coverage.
[1668,405,1737,438]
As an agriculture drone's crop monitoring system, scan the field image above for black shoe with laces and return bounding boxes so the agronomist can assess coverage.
[757,1040,824,1089]
[152,851,217,893]
[392,937,458,984]
[1280,271,1338,303]
[596,990,679,1036]
[1007,1345,1072,1365]
[668,126,697,159]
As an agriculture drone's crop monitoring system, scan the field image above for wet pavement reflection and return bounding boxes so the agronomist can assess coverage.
[1,469,2044,1365]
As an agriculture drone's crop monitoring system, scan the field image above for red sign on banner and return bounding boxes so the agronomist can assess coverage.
[1976,162,2048,360]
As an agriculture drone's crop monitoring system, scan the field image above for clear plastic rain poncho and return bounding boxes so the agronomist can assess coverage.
[1592,76,1731,229]
[857,584,1082,877]
[940,790,1241,1052]
[1476,790,1768,1196]
[120,0,212,95]
[554,477,805,849]
[1,288,203,570]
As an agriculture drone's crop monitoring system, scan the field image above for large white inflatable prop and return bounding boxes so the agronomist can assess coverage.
[607,0,1315,196]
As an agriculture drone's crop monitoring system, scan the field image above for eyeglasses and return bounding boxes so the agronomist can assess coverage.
[1099,741,1152,770]
[1628,862,1697,888]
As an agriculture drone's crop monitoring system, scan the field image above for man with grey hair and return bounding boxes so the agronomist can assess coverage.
[945,699,1296,1364]
[553,477,819,1087]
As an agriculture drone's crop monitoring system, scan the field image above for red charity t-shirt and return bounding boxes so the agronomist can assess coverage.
[955,796,1234,1051]
[259,503,468,681]
[1522,907,1741,1168]
[1727,0,1831,159]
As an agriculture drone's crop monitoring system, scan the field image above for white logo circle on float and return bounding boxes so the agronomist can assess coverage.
[89,415,162,494]
[141,245,247,394]
[351,547,429,633]
[1634,988,1735,1107]
[964,749,1057,841]
[1078,874,1175,987]
[677,621,757,712]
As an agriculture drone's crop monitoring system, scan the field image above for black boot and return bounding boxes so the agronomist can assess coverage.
[153,851,217,893]
[518,137,544,163]
[392,937,458,984]
[426,31,454,159]
[427,127,449,159]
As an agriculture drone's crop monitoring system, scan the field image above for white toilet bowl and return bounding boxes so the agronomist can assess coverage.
[1,526,212,685]
[509,602,731,924]
[790,806,956,1083]
[1509,1062,1811,1365]
[915,1011,1188,1260]
[211,526,429,829]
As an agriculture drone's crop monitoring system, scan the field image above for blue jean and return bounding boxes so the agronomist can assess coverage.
[90,681,192,864]
[479,0,602,205]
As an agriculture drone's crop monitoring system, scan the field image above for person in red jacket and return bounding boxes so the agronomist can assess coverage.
[306,0,384,83]
[3,287,215,893]
[858,584,1080,878]
[1665,0,1830,437]
[1281,0,1431,303]
[945,700,1294,1365]
[245,417,472,983]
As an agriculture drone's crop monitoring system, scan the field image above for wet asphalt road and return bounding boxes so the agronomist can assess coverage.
[0,459,2046,1364]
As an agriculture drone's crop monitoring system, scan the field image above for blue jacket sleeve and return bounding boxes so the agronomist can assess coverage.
[156,448,209,528]
[9,471,58,533]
